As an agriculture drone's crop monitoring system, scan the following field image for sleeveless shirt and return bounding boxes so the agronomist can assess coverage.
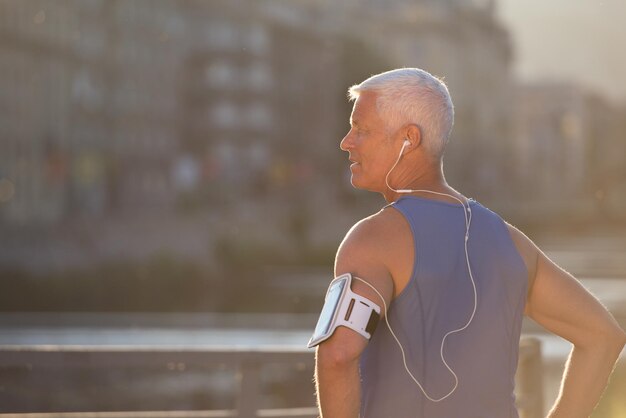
[360,196,528,418]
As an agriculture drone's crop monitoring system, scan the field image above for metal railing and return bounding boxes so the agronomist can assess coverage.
[0,337,543,418]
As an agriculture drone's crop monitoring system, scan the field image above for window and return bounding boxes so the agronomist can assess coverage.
[205,21,238,50]
[246,102,272,130]
[248,62,272,91]
[206,60,236,88]
[247,24,270,55]
[212,101,238,129]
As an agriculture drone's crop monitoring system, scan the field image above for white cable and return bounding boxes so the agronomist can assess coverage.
[352,141,478,402]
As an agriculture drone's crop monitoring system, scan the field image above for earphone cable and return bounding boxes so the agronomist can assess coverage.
[355,140,478,402]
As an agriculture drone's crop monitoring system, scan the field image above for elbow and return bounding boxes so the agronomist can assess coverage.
[606,322,626,351]
[612,329,626,362]
[572,323,626,360]
[614,326,626,352]
[316,337,363,370]
[592,325,626,357]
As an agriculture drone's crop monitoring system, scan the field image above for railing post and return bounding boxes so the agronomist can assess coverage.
[516,337,544,418]
[236,359,261,418]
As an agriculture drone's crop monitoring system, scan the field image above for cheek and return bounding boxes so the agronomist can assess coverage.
[352,132,365,148]
[369,150,395,177]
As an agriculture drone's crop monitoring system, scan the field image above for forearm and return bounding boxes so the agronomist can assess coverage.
[548,339,624,418]
[315,356,361,418]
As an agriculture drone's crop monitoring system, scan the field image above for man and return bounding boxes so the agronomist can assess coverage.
[313,68,626,417]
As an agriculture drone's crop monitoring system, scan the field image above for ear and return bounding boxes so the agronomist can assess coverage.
[404,124,421,149]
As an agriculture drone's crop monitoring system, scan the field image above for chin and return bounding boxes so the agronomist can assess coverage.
[350,174,365,189]
[350,176,378,193]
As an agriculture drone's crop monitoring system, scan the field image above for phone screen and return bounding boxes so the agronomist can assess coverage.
[311,277,347,341]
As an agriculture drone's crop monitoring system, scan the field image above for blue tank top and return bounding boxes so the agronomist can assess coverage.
[360,196,528,418]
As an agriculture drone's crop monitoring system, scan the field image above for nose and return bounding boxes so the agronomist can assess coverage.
[340,130,354,151]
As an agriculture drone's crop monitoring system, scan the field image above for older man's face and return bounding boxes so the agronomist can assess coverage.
[340,91,397,192]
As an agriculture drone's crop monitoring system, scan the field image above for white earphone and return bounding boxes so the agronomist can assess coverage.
[372,139,477,402]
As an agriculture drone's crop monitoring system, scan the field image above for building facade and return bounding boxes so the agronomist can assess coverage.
[2,0,620,270]
[513,82,626,222]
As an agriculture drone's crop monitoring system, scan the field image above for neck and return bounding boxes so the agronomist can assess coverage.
[382,161,464,204]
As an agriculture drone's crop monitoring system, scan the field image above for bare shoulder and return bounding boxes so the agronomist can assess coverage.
[336,207,407,264]
[503,221,539,291]
[335,206,413,297]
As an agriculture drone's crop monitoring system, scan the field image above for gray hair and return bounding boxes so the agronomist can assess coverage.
[348,68,454,159]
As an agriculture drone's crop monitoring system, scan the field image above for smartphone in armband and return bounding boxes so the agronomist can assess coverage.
[308,273,381,348]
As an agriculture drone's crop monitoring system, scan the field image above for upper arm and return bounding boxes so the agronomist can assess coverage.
[507,223,623,347]
[334,217,395,314]
[527,249,623,346]
[317,215,394,362]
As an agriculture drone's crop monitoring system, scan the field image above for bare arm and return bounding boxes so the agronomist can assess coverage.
[315,216,394,418]
[508,225,626,418]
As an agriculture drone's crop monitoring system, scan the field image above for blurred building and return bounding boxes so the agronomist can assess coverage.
[0,0,622,271]
[334,0,516,204]
[0,0,187,224]
[0,1,341,222]
[0,0,348,268]
[512,82,626,222]
[586,98,626,222]
[0,0,77,224]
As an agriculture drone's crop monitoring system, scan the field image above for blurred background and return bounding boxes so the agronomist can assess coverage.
[0,0,624,416]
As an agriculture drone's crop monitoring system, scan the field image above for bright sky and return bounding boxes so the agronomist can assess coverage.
[497,0,626,104]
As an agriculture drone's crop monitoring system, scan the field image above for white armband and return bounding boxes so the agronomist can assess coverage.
[308,273,381,348]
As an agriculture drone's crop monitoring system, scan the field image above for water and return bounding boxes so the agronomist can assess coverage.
[0,299,624,415]
[0,325,313,348]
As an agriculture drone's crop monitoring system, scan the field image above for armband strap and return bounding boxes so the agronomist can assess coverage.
[307,273,382,348]
[366,310,380,335]
[335,290,380,339]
